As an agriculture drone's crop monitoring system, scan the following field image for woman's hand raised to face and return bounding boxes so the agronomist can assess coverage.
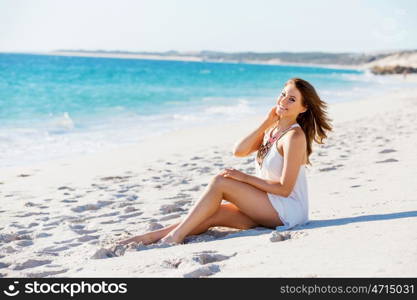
[264,105,281,128]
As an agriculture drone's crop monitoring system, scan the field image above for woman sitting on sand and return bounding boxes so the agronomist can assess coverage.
[119,77,332,246]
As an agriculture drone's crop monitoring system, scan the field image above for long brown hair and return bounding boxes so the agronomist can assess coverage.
[286,77,332,166]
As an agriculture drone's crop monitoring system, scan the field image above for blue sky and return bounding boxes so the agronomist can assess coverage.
[1,0,416,53]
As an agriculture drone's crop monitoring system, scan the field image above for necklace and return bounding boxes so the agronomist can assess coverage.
[256,123,298,168]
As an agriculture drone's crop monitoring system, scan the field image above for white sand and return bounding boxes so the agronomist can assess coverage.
[1,75,417,278]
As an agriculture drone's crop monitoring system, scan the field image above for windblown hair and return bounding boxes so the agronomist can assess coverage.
[285,77,333,166]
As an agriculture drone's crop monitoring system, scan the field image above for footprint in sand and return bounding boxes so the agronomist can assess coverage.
[61,199,78,203]
[184,185,201,192]
[319,164,344,172]
[197,167,212,174]
[192,250,237,265]
[0,262,10,269]
[159,213,182,221]
[57,186,75,191]
[161,258,183,269]
[125,195,139,201]
[42,245,70,252]
[91,183,109,190]
[162,172,174,179]
[16,240,34,247]
[147,222,164,231]
[118,201,134,208]
[113,194,139,201]
[378,149,397,154]
[123,206,138,213]
[100,176,131,182]
[289,231,309,239]
[319,166,337,172]
[191,156,203,160]
[77,235,99,243]
[12,259,52,270]
[375,158,399,163]
[16,229,32,235]
[14,212,49,218]
[36,233,52,238]
[44,220,61,227]
[26,269,68,278]
[118,212,143,220]
[160,204,186,215]
[164,193,192,200]
[1,246,17,254]
[174,199,192,206]
[91,245,126,259]
[69,224,98,235]
[0,233,32,243]
[183,264,221,278]
[97,212,120,218]
[99,220,119,225]
[269,231,291,242]
[9,223,26,229]
[270,230,307,242]
[176,178,190,185]
[71,201,113,213]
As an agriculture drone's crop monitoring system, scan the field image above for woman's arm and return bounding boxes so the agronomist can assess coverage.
[224,130,306,197]
[246,131,306,197]
[232,119,271,157]
[232,106,279,157]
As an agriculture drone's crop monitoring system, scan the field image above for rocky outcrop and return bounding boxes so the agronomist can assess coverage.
[370,65,417,75]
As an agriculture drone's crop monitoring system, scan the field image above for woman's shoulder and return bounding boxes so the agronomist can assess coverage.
[286,127,307,145]
[294,125,306,138]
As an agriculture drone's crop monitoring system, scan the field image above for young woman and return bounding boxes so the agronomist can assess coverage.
[118,77,332,246]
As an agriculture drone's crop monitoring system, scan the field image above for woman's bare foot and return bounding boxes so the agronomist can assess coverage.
[160,233,182,245]
[117,233,153,246]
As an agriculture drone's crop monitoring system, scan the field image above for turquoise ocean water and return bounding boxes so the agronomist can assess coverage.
[0,53,412,167]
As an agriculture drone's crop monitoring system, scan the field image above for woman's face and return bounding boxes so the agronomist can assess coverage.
[275,83,307,118]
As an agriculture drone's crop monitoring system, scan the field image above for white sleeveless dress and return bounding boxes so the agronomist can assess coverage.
[255,123,309,231]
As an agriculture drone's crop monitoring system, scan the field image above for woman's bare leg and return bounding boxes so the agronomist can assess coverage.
[161,174,283,244]
[118,223,179,245]
[118,203,258,245]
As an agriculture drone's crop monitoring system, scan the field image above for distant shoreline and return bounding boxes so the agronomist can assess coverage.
[3,49,416,73]
[15,51,366,71]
